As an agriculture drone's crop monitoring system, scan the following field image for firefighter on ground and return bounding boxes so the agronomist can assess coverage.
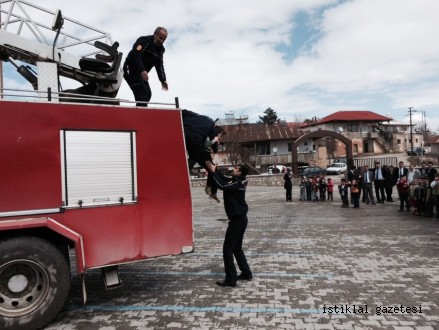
[123,27,168,106]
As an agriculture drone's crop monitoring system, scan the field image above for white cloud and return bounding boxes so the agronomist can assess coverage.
[2,0,439,130]
[290,0,439,90]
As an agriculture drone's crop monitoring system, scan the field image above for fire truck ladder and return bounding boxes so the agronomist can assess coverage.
[0,0,123,101]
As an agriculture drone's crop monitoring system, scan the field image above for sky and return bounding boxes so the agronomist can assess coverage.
[2,0,439,132]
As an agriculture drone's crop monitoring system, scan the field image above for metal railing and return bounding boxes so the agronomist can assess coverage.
[251,152,317,166]
[0,87,180,108]
[354,157,399,168]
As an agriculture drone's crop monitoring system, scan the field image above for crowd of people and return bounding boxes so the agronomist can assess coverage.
[298,176,334,203]
[295,161,439,218]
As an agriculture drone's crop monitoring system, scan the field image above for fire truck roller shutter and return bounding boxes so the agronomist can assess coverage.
[61,130,137,208]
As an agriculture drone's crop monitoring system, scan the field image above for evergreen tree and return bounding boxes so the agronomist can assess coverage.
[258,107,278,125]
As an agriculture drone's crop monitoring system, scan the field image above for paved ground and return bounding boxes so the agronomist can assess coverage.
[46,185,439,330]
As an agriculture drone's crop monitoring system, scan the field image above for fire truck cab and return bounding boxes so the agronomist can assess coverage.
[0,1,193,329]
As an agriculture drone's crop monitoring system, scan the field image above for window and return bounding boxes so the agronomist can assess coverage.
[256,141,270,155]
[61,130,137,207]
[348,124,358,132]
[397,139,401,144]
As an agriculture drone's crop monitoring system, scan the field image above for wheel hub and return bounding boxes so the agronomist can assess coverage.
[8,274,28,293]
[0,260,50,317]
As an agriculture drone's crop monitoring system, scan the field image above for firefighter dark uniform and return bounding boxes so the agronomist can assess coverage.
[123,34,167,106]
[211,167,252,287]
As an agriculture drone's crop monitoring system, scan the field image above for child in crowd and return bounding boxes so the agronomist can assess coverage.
[319,177,327,201]
[338,178,349,208]
[424,176,434,217]
[411,178,425,216]
[305,177,312,201]
[431,173,439,218]
[327,178,334,201]
[397,175,410,212]
[311,177,319,202]
[299,177,307,201]
[350,179,360,208]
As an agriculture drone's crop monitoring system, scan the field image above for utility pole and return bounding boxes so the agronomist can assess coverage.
[408,107,414,153]
[420,111,426,162]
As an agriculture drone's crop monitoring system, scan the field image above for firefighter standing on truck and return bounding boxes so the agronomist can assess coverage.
[123,27,169,106]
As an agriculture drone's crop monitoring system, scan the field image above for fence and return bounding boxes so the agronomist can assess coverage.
[353,156,398,168]
[191,174,286,187]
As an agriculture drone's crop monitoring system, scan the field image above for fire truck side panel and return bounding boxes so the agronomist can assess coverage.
[0,101,193,268]
[0,103,62,211]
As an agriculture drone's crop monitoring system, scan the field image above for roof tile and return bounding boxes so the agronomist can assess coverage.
[305,111,392,126]
[223,123,305,143]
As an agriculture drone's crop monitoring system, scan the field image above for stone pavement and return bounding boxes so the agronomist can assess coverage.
[46,186,439,330]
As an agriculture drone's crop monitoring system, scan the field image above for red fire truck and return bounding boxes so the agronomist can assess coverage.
[0,1,193,329]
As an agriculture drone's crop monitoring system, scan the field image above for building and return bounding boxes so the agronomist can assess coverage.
[302,111,423,156]
[216,110,425,173]
[217,122,305,172]
[427,135,439,156]
[380,121,424,153]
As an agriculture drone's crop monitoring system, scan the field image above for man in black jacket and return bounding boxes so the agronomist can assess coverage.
[123,27,168,106]
[426,161,437,182]
[206,161,253,287]
[372,161,386,203]
[394,161,409,183]
[383,165,396,202]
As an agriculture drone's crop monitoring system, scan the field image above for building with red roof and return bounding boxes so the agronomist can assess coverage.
[302,110,421,156]
[209,110,424,173]
[304,111,392,127]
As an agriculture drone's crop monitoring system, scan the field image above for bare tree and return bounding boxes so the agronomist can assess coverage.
[325,137,337,163]
[293,113,304,123]
[224,140,252,166]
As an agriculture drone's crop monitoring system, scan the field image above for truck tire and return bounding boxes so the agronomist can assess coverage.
[0,236,71,330]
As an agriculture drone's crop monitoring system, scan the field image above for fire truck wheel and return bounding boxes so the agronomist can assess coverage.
[0,236,71,330]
